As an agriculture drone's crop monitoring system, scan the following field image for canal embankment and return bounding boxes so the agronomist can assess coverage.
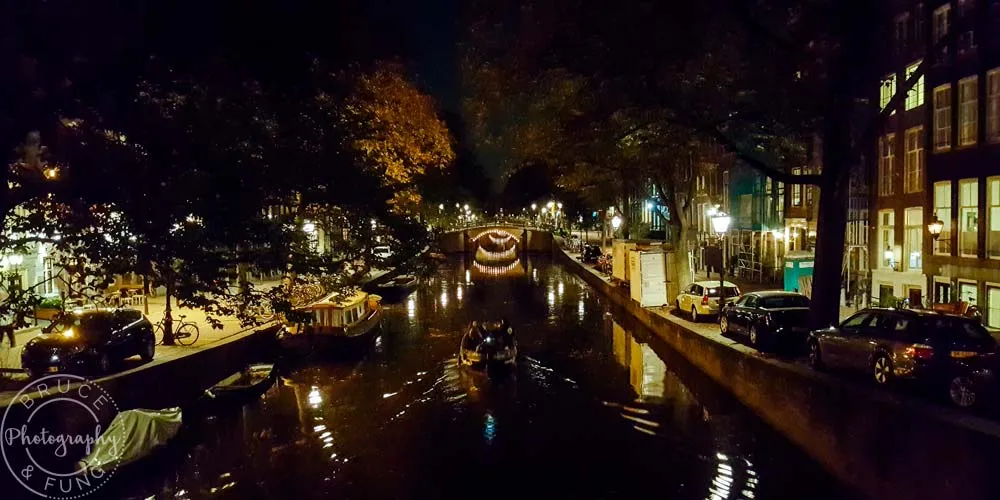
[556,246,1000,500]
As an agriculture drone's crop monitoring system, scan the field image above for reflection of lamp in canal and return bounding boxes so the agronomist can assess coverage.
[308,386,323,408]
[547,289,555,306]
[456,285,463,301]
[557,282,564,297]
[578,299,585,320]
[440,290,448,307]
[465,269,471,284]
[483,412,497,445]
[407,297,416,318]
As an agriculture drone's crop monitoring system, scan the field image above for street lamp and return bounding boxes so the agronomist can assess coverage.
[547,201,555,209]
[710,211,732,305]
[531,203,537,211]
[557,202,563,209]
[611,215,623,232]
[464,204,470,211]
[928,216,944,240]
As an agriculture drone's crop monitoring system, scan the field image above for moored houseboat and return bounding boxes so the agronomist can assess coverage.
[281,290,383,349]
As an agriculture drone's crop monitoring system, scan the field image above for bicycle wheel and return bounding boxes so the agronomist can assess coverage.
[153,323,165,345]
[174,323,200,346]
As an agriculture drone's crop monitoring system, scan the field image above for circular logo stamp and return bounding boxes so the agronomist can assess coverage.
[1,374,122,499]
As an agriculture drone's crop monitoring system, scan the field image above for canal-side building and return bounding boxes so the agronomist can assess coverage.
[921,0,1000,326]
[870,0,930,308]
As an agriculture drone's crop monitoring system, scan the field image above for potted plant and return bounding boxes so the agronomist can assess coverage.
[34,296,63,321]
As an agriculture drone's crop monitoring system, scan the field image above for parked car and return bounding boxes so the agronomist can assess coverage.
[21,309,156,378]
[373,246,393,259]
[676,281,741,322]
[807,308,999,407]
[719,291,811,351]
[581,244,602,263]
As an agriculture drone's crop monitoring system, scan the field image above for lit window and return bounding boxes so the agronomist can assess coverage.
[878,135,895,196]
[959,178,979,257]
[987,68,1000,143]
[934,181,953,255]
[933,84,952,151]
[904,127,924,193]
[904,207,923,270]
[879,74,897,112]
[990,177,1000,260]
[791,167,802,206]
[959,76,978,146]
[905,61,924,110]
[879,210,896,269]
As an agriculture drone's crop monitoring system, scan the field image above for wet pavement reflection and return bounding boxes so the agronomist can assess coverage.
[100,256,852,499]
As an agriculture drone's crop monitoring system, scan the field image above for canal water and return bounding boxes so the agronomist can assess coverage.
[87,256,850,499]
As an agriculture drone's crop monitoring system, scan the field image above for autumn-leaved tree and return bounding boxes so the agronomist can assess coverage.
[338,62,455,214]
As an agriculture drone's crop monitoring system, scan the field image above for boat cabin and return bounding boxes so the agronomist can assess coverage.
[288,289,382,337]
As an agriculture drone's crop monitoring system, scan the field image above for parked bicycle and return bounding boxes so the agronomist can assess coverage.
[153,314,200,346]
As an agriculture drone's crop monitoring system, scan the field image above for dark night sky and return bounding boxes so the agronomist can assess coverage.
[365,0,462,112]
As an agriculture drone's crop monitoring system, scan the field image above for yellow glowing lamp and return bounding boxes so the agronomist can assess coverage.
[61,328,76,339]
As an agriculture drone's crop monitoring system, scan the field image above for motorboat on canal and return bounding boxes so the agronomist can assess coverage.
[371,274,419,301]
[77,407,184,474]
[280,290,383,351]
[458,319,518,371]
[203,363,278,409]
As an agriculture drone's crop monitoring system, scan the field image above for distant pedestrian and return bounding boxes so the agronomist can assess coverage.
[2,324,14,348]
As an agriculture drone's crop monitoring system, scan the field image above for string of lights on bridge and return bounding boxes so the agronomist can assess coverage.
[471,229,520,243]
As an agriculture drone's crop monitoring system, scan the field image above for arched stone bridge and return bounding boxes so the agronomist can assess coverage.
[438,225,554,254]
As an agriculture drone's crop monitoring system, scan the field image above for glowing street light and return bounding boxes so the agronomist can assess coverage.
[463,204,470,211]
[928,216,944,240]
[711,211,731,235]
[557,202,563,209]
[710,211,732,305]
[610,215,623,231]
[547,201,555,209]
[531,203,537,211]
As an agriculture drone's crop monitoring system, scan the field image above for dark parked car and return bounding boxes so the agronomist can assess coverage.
[581,244,602,263]
[807,308,999,407]
[719,291,811,351]
[22,309,156,378]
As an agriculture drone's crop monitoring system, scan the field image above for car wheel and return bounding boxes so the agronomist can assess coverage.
[719,315,729,334]
[690,307,699,322]
[949,376,977,408]
[97,352,113,374]
[807,340,824,370]
[139,336,155,362]
[873,354,893,385]
[749,325,760,347]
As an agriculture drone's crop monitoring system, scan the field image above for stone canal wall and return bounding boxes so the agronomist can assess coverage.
[557,248,1000,500]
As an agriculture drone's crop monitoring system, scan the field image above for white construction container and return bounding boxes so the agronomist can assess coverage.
[612,240,638,284]
[628,249,669,308]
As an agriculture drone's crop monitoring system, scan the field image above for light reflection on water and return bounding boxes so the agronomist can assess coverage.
[94,255,847,500]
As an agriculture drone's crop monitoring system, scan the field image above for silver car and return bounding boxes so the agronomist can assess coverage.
[807,308,997,386]
[676,280,741,322]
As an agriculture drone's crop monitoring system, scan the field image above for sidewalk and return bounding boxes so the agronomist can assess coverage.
[0,280,284,376]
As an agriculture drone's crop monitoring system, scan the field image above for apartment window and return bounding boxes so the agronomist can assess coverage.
[959,178,979,257]
[895,14,909,52]
[879,74,897,112]
[904,127,924,193]
[959,77,978,146]
[905,61,925,110]
[957,0,976,54]
[905,207,923,271]
[913,3,925,46]
[989,287,1000,329]
[934,84,952,151]
[990,177,1000,259]
[934,181,953,255]
[791,167,802,206]
[878,135,895,196]
[933,5,951,58]
[879,210,895,269]
[988,68,1000,143]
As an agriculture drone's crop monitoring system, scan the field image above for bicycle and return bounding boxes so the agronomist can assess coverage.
[153,314,200,346]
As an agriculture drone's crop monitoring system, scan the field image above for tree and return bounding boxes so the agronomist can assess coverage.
[336,62,456,215]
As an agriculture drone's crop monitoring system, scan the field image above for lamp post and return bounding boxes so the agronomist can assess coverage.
[711,211,732,305]
[928,216,943,240]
